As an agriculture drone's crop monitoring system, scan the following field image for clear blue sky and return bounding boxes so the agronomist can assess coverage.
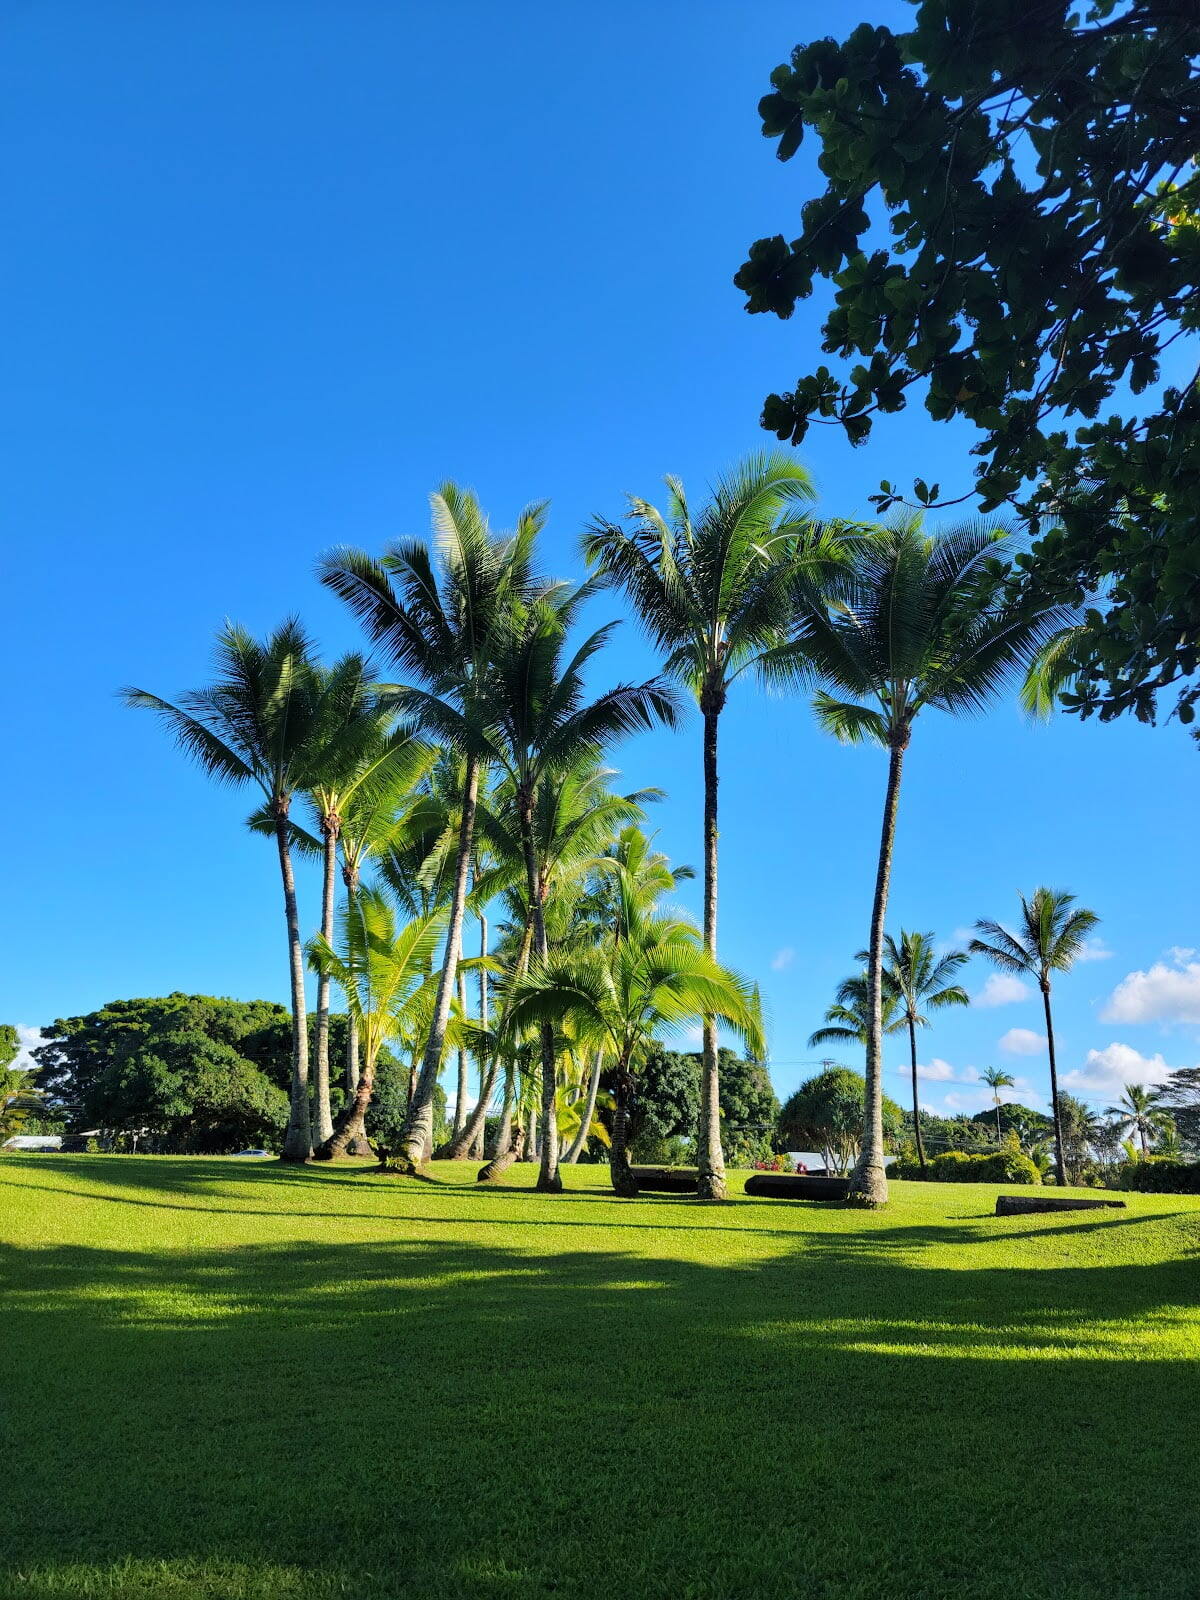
[3,2,1197,1121]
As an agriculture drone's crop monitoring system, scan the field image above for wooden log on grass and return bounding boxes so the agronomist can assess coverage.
[995,1194,1127,1217]
[743,1173,850,1201]
[629,1166,699,1194]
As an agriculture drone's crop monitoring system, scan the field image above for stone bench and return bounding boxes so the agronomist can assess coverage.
[743,1173,850,1201]
[995,1194,1127,1217]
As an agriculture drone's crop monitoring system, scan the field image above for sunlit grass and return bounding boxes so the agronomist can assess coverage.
[2,1156,1198,1598]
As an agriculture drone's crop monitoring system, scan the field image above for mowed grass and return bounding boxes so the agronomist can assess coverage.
[2,1159,1199,1600]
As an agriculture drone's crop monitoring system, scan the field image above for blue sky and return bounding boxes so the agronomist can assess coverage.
[3,1,1197,1121]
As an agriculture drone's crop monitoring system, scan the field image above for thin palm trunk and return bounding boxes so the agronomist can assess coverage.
[848,738,906,1206]
[386,757,479,1172]
[479,1065,517,1179]
[907,1015,926,1172]
[519,796,561,1194]
[317,1057,376,1160]
[564,1050,604,1164]
[696,704,726,1200]
[994,1098,1003,1147]
[470,914,489,1158]
[276,808,312,1162]
[339,867,372,1156]
[609,1059,638,1197]
[459,915,533,1165]
[453,966,469,1138]
[1042,983,1067,1185]
[312,817,339,1146]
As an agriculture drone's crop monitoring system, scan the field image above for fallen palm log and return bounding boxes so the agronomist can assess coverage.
[629,1166,699,1194]
[744,1173,850,1201]
[995,1194,1126,1217]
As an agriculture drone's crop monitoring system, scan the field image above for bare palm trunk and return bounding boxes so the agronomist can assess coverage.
[907,1015,927,1172]
[696,701,726,1200]
[848,737,906,1207]
[519,793,561,1194]
[994,1099,1003,1148]
[342,864,361,1092]
[609,1061,639,1197]
[312,815,339,1147]
[276,806,312,1163]
[565,1051,604,1164]
[478,1069,519,1181]
[470,915,489,1158]
[384,756,479,1173]
[468,915,534,1170]
[316,1054,375,1160]
[453,966,469,1139]
[1042,982,1068,1186]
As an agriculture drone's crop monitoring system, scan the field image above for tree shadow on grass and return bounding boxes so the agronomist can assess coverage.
[2,1220,1200,1600]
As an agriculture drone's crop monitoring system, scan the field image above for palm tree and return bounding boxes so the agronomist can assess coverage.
[1106,1083,1170,1159]
[980,1066,1017,1147]
[584,453,838,1199]
[307,890,448,1159]
[809,973,906,1058]
[971,887,1100,1186]
[123,619,336,1161]
[505,915,764,1196]
[320,485,546,1174]
[0,1069,46,1140]
[776,518,1072,1205]
[859,931,969,1172]
[484,588,679,1192]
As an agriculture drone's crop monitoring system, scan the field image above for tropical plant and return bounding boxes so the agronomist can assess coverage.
[1055,1092,1106,1185]
[307,889,448,1159]
[1105,1083,1171,1160]
[980,1067,1017,1150]
[0,1069,46,1141]
[122,620,354,1160]
[778,1065,903,1177]
[864,931,969,1172]
[504,916,764,1196]
[774,518,1071,1205]
[809,975,905,1057]
[481,586,679,1191]
[320,485,546,1174]
[584,452,839,1198]
[971,887,1100,1185]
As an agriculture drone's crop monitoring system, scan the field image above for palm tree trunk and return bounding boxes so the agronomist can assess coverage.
[609,1061,639,1197]
[384,756,479,1173]
[315,1055,375,1160]
[519,794,561,1194]
[564,1051,604,1164]
[1042,982,1067,1186]
[276,807,312,1162]
[470,913,489,1158]
[907,1015,926,1172]
[847,737,906,1207]
[342,864,361,1093]
[453,967,469,1138]
[478,1069,519,1181]
[995,1099,1003,1148]
[312,817,339,1147]
[696,702,726,1201]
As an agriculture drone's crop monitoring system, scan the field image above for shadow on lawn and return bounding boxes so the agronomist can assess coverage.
[3,1204,1200,1599]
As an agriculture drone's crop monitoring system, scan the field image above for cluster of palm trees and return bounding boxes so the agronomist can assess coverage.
[812,888,1103,1187]
[124,453,1076,1205]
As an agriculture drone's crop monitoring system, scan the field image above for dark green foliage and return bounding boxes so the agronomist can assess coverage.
[1118,1158,1200,1195]
[34,996,298,1153]
[368,1059,448,1152]
[779,1065,903,1172]
[897,1146,1041,1184]
[736,2,1200,726]
[968,1102,1053,1149]
[1160,1067,1200,1153]
[628,1047,700,1152]
[0,1025,18,1073]
[622,1047,778,1168]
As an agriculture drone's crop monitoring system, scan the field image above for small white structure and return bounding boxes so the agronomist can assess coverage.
[2,1135,62,1152]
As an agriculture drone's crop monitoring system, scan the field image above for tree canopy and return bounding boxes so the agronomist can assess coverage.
[736,0,1200,729]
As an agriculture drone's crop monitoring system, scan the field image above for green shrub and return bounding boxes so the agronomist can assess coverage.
[1117,1158,1200,1194]
[907,1148,1041,1184]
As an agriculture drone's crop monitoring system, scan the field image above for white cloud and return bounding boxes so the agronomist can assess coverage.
[999,1027,1047,1056]
[950,927,976,949]
[770,947,795,973]
[1101,954,1200,1025]
[1167,947,1197,964]
[974,974,1030,1008]
[930,1075,1044,1116]
[1064,1042,1181,1096]
[11,1024,42,1072]
[895,1057,979,1085]
[1076,937,1114,963]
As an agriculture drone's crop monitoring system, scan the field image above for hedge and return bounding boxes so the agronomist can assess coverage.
[893,1148,1041,1185]
[1117,1158,1200,1194]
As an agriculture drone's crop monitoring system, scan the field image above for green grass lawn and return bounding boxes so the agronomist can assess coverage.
[2,1157,1198,1599]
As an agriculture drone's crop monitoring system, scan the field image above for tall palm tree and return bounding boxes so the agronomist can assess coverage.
[505,915,764,1196]
[484,588,679,1192]
[123,619,338,1161]
[980,1066,1017,1147]
[860,932,969,1172]
[776,518,1073,1205]
[970,887,1100,1186]
[584,453,837,1199]
[1106,1082,1170,1159]
[307,889,448,1159]
[320,485,546,1174]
